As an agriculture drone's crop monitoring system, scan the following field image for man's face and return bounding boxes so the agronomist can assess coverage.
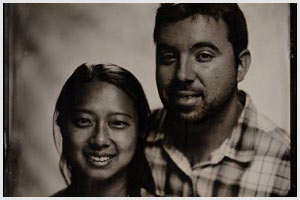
[156,15,238,123]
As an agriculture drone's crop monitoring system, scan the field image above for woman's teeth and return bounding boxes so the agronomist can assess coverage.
[86,155,115,167]
[184,95,194,99]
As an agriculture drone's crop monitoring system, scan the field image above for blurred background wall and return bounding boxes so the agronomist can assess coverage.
[5,3,290,196]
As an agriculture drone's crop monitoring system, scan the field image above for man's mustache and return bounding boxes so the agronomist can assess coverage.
[168,80,204,96]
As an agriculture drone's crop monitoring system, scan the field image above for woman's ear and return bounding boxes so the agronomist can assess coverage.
[236,49,251,83]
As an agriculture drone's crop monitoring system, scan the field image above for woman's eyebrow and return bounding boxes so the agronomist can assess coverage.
[71,108,94,115]
[110,112,132,119]
[70,109,133,119]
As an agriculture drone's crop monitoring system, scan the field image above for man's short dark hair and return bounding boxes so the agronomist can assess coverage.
[153,3,249,58]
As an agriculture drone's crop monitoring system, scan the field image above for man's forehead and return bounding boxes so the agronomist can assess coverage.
[157,15,229,46]
[159,14,224,31]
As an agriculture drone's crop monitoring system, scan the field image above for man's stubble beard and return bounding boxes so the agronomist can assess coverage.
[165,81,237,125]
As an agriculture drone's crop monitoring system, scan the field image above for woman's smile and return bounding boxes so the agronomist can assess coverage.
[84,151,117,168]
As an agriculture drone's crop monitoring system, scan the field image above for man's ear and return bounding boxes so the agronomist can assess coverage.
[236,49,251,83]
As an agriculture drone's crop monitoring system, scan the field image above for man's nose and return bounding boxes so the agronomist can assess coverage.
[176,57,195,82]
[89,123,110,148]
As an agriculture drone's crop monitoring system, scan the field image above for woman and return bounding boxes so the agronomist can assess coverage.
[52,63,154,196]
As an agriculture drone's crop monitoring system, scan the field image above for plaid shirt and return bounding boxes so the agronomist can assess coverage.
[144,91,290,196]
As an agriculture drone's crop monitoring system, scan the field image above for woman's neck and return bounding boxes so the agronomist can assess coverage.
[70,170,128,197]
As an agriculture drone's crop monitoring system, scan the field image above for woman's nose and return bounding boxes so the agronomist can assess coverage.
[89,124,110,149]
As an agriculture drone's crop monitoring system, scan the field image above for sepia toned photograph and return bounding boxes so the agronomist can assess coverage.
[4,3,296,197]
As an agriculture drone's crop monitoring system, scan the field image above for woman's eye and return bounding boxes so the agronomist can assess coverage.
[110,121,129,129]
[73,118,92,127]
[196,52,214,62]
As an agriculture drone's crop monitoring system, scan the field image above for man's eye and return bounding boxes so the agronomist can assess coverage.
[73,118,92,127]
[109,121,129,129]
[196,53,214,62]
[159,53,176,65]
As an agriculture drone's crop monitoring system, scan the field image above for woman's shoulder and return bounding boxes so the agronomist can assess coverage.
[51,186,73,197]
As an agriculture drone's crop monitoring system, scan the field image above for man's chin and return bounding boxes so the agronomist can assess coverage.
[167,109,207,124]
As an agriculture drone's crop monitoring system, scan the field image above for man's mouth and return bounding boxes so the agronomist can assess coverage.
[176,94,201,99]
[85,153,116,167]
[171,90,203,105]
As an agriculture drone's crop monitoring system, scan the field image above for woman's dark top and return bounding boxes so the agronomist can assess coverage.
[52,147,155,197]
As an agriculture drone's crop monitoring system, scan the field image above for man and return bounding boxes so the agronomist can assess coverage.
[145,3,290,196]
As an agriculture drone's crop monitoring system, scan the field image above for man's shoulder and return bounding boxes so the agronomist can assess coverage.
[242,108,290,160]
[254,112,289,151]
[239,91,290,154]
[240,111,291,196]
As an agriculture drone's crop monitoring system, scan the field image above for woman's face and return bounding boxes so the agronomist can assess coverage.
[62,81,138,182]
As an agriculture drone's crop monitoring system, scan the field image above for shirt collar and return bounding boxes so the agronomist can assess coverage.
[146,109,167,143]
[218,90,256,163]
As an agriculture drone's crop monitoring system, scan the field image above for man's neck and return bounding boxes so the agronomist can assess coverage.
[167,92,243,165]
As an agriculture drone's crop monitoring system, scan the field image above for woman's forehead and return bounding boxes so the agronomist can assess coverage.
[69,81,138,116]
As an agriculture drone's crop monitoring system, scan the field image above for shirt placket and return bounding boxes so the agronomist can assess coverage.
[163,143,194,196]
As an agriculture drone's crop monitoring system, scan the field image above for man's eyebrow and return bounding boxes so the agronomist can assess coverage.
[156,43,176,51]
[190,42,220,53]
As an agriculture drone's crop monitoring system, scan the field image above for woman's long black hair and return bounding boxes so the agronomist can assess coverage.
[53,63,153,196]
